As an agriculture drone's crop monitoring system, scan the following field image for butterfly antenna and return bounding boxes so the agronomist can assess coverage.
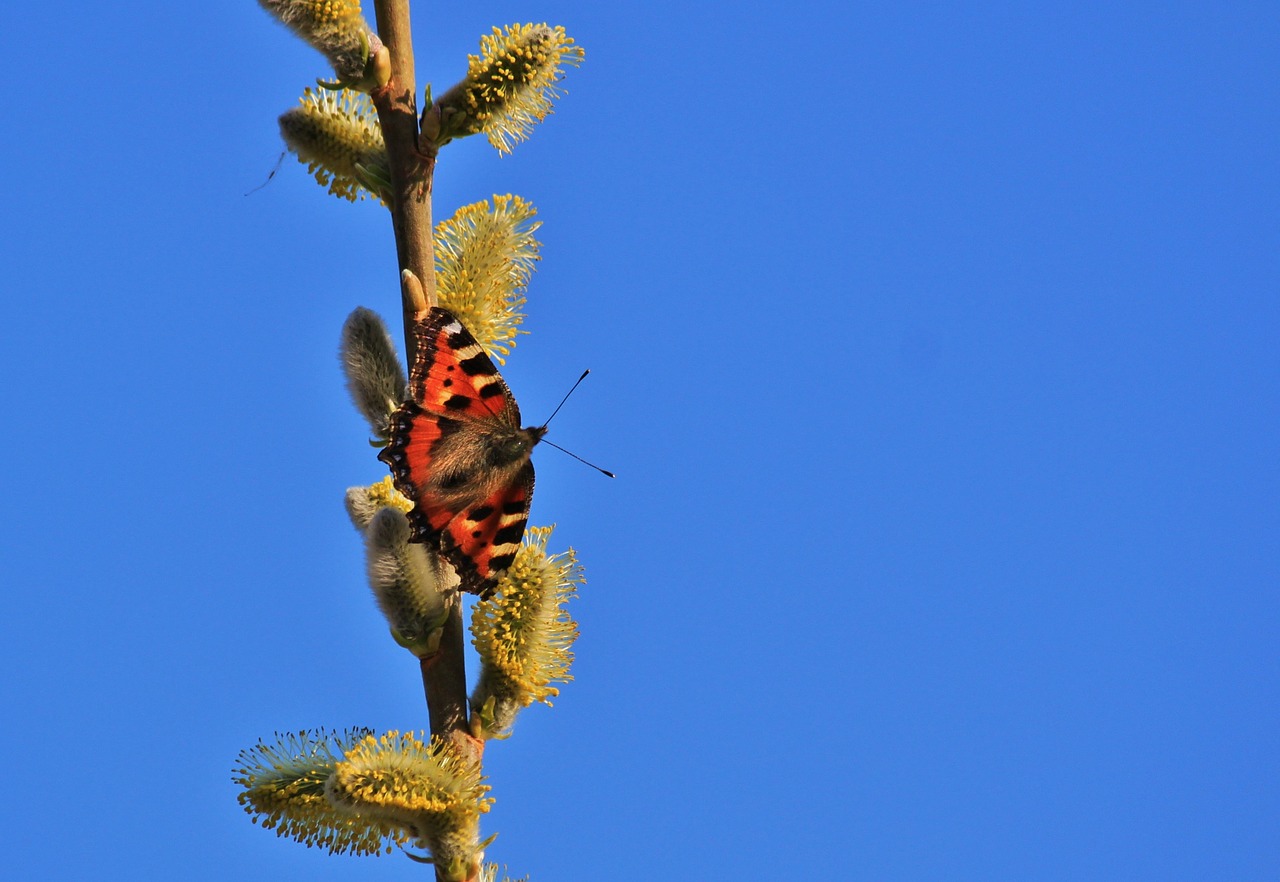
[244,151,285,196]
[542,439,616,478]
[537,369,615,477]
[541,369,592,429]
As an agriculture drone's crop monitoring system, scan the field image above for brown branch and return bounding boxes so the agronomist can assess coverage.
[371,0,478,779]
[420,609,478,741]
[366,9,488,880]
[371,0,436,360]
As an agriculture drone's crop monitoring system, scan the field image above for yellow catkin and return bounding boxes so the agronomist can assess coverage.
[472,527,582,706]
[278,88,388,203]
[435,195,541,361]
[460,24,584,153]
[330,731,492,836]
[233,729,410,856]
[365,476,413,514]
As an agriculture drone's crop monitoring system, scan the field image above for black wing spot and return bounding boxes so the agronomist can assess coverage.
[494,523,524,545]
[467,505,495,522]
[443,394,471,410]
[459,352,495,376]
[443,378,453,387]
[501,500,526,515]
[478,382,504,399]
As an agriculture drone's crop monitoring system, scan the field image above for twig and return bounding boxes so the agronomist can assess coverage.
[371,0,436,356]
[371,0,477,776]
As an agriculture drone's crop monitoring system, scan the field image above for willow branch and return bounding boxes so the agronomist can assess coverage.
[371,0,436,359]
[371,0,475,768]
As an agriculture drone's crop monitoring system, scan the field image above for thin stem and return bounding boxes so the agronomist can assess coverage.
[420,607,470,735]
[371,0,436,361]
[371,0,476,777]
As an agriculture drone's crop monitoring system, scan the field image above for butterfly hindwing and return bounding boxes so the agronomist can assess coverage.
[378,306,542,596]
[438,462,535,596]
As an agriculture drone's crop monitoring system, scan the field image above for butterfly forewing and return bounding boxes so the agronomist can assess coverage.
[409,309,520,426]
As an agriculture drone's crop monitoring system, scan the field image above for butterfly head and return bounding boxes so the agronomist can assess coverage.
[482,424,546,470]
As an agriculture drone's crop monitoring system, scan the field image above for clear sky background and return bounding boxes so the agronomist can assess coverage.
[2,2,1276,880]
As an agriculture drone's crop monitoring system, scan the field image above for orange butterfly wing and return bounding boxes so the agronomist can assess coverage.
[378,308,535,596]
[435,462,535,595]
[409,308,521,426]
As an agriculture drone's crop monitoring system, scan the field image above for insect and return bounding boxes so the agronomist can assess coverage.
[378,307,545,597]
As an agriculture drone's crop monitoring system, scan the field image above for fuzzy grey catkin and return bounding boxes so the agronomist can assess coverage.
[340,307,406,438]
[365,507,446,646]
[470,669,523,738]
[344,484,379,531]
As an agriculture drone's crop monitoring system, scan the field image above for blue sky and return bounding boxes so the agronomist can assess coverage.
[2,2,1277,879]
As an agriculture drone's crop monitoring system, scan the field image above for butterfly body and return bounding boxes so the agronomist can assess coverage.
[378,307,544,597]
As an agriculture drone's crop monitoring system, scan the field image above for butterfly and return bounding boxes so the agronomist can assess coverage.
[378,307,546,597]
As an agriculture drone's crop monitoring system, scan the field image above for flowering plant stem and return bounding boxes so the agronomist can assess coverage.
[370,0,480,776]
[371,0,436,334]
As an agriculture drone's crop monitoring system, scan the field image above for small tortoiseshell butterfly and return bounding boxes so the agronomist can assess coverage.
[378,307,545,597]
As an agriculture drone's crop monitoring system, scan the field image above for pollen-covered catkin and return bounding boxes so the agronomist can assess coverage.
[426,24,583,153]
[279,88,389,203]
[434,196,541,362]
[257,0,378,85]
[470,527,581,738]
